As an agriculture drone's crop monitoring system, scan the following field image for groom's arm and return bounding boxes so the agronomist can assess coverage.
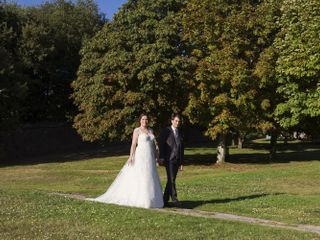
[159,128,167,160]
[179,131,184,170]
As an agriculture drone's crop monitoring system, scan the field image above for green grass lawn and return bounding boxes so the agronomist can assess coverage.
[1,141,320,239]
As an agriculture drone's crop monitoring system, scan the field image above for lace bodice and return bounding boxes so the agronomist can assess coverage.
[136,127,155,144]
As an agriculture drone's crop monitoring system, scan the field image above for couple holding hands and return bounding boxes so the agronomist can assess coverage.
[91,113,184,208]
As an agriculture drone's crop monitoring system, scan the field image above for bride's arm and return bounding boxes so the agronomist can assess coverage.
[154,139,160,161]
[127,128,139,165]
[151,129,160,162]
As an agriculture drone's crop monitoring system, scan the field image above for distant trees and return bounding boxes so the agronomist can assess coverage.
[0,3,27,131]
[0,0,105,130]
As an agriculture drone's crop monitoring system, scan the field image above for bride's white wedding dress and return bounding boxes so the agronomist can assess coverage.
[89,128,164,208]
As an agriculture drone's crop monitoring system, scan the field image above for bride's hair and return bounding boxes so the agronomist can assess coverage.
[139,113,148,122]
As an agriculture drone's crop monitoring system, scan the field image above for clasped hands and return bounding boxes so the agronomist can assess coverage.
[156,158,183,171]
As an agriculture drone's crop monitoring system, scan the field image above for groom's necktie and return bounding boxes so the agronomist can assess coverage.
[173,128,180,145]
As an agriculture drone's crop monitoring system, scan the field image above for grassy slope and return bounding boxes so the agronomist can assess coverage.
[0,141,319,239]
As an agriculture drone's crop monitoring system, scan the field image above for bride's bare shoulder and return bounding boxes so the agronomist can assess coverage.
[134,127,140,133]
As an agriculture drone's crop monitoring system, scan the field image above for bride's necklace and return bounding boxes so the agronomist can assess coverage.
[140,127,149,134]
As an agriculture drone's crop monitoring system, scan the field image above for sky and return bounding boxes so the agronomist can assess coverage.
[11,0,128,19]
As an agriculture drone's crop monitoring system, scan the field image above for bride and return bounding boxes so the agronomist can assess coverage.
[90,113,164,208]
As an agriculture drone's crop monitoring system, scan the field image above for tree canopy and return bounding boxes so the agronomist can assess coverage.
[0,3,27,131]
[181,0,283,161]
[72,0,194,142]
[274,0,320,131]
[0,0,105,129]
[1,0,319,161]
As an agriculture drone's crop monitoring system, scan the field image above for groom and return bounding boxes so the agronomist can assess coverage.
[159,113,184,207]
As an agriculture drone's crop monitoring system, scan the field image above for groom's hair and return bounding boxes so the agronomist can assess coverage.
[171,113,181,120]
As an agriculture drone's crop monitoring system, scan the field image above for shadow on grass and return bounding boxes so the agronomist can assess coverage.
[2,140,319,167]
[184,142,320,165]
[175,193,284,209]
[246,140,317,151]
[228,147,320,164]
[184,154,216,166]
[0,143,130,168]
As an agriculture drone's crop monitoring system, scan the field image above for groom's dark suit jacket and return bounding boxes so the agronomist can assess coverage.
[159,126,184,165]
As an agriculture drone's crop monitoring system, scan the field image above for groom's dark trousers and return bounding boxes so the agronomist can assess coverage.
[163,159,179,202]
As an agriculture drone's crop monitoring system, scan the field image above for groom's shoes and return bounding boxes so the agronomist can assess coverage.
[171,199,181,207]
[163,198,181,208]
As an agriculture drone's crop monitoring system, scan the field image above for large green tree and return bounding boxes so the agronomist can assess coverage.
[274,0,320,133]
[252,0,283,159]
[72,0,193,142]
[182,0,282,162]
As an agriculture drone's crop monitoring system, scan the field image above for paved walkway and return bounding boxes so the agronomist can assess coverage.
[50,192,320,235]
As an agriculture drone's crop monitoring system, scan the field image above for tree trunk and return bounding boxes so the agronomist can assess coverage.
[217,133,228,164]
[269,131,278,161]
[238,136,244,149]
[231,136,236,147]
[284,135,288,145]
